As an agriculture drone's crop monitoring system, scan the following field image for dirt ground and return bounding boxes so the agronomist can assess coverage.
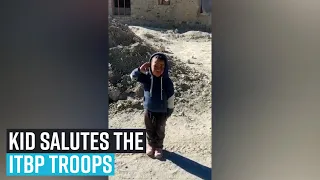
[109,20,212,179]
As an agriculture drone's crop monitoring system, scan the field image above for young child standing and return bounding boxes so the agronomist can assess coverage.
[130,52,175,159]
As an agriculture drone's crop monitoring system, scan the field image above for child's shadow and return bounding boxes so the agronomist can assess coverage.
[156,150,212,180]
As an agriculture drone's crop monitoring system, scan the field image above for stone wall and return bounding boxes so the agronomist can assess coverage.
[109,0,211,31]
[131,0,210,25]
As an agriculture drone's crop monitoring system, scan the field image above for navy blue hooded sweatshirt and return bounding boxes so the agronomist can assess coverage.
[130,53,175,114]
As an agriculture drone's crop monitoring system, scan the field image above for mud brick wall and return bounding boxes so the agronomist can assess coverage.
[131,0,210,25]
[109,0,211,31]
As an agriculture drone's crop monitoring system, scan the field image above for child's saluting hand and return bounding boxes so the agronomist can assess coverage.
[139,62,150,74]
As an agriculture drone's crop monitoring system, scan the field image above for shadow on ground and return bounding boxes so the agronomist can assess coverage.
[162,150,212,180]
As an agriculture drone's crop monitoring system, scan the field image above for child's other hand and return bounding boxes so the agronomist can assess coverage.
[139,62,150,74]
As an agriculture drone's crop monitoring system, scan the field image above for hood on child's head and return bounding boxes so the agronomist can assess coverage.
[148,52,169,78]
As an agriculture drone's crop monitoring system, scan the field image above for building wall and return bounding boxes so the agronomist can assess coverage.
[131,0,210,25]
[109,0,211,31]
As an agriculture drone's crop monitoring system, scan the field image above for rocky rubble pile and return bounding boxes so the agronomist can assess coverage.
[108,19,211,114]
[108,18,156,103]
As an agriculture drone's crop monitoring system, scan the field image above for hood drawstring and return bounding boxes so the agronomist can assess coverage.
[150,76,153,97]
[161,77,163,100]
[149,76,163,100]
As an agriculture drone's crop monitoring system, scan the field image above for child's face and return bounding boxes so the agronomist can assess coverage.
[151,58,165,77]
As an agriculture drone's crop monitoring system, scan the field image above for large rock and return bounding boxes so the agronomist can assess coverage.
[109,85,121,102]
[134,84,144,98]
